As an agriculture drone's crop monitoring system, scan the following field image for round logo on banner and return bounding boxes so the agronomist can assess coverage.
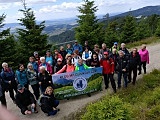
[73,77,87,91]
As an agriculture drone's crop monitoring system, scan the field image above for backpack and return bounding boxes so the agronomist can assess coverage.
[37,94,50,106]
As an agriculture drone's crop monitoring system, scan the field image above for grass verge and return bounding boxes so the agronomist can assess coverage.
[77,69,160,120]
[126,36,160,49]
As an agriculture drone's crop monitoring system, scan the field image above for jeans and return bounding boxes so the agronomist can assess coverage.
[53,100,59,108]
[48,100,59,116]
[48,110,57,116]
[118,72,128,88]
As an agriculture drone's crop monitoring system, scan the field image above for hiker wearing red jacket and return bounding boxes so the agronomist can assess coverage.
[100,52,116,93]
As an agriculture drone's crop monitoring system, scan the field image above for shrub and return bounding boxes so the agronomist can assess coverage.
[143,70,160,89]
[145,104,160,120]
[81,96,132,120]
[145,87,160,106]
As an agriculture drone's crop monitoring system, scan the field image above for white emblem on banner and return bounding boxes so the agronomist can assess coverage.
[73,77,87,91]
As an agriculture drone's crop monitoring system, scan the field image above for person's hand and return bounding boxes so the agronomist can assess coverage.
[31,103,35,108]
[111,72,114,74]
[0,106,19,120]
[53,107,56,110]
[39,82,41,85]
[122,69,126,72]
[8,81,11,84]
[49,81,51,84]
[25,110,31,115]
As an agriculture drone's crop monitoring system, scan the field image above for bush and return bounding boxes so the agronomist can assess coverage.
[81,96,132,120]
[145,104,160,120]
[145,87,160,106]
[143,70,160,89]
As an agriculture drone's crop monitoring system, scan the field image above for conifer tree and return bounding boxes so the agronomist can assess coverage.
[105,21,119,48]
[16,0,48,64]
[136,17,151,40]
[155,19,160,37]
[0,14,17,69]
[75,0,104,47]
[120,15,137,43]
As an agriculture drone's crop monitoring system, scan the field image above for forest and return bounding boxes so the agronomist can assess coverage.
[1,0,160,70]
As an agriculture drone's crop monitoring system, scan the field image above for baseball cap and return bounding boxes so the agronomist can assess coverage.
[75,40,78,43]
[34,51,38,55]
[57,58,62,62]
[104,52,109,55]
[114,42,118,45]
[17,84,24,90]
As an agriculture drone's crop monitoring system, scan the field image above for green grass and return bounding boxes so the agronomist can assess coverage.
[126,36,160,49]
[78,69,160,120]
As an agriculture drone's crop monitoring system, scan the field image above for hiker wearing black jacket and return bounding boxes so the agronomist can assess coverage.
[128,48,141,85]
[0,76,6,107]
[15,84,37,115]
[40,86,59,116]
[116,50,129,88]
[1,62,17,103]
[119,43,129,55]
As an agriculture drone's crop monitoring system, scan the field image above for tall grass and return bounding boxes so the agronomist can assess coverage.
[126,36,160,48]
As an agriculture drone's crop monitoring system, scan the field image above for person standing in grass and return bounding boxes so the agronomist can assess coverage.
[116,50,129,88]
[100,52,116,93]
[128,48,141,85]
[138,44,149,74]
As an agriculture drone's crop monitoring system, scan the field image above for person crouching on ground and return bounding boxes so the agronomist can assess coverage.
[100,52,116,93]
[40,86,59,116]
[75,59,89,71]
[15,84,38,115]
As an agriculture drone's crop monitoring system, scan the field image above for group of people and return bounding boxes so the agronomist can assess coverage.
[0,40,149,117]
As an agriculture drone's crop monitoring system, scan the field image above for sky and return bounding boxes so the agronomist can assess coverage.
[0,0,160,23]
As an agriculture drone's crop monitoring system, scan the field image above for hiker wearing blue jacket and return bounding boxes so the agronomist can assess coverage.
[1,62,17,103]
[73,40,83,54]
[16,64,28,89]
[28,56,39,72]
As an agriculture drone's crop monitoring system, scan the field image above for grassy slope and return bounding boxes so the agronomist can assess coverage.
[72,37,160,120]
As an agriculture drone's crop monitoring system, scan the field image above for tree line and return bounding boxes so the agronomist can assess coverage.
[1,0,160,70]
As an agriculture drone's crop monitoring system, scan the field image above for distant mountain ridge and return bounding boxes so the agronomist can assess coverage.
[3,5,160,43]
[110,6,160,19]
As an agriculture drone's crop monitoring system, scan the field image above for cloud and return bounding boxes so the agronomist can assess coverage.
[0,3,11,10]
[39,2,83,13]
[0,0,56,4]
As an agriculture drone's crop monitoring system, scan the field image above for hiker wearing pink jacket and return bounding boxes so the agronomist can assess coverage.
[138,44,149,74]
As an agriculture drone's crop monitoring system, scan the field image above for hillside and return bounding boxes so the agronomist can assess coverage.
[110,6,160,19]
[49,5,160,44]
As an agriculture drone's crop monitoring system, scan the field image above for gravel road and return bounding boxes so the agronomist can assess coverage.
[5,43,160,120]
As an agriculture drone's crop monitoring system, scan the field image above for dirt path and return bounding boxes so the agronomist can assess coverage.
[5,43,160,120]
